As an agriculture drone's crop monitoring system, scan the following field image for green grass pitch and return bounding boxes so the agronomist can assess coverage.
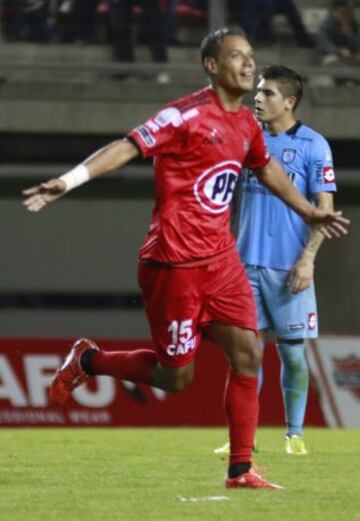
[1,427,359,521]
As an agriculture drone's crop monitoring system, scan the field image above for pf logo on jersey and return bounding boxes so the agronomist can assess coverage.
[194,160,242,214]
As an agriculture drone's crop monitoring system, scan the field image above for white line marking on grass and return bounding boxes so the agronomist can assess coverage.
[176,496,230,503]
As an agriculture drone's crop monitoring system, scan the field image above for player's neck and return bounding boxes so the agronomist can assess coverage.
[266,114,297,134]
[212,85,244,112]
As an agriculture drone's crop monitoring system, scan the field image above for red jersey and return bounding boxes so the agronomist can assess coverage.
[128,87,270,264]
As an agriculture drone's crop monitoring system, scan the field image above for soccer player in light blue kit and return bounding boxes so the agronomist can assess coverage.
[216,65,337,455]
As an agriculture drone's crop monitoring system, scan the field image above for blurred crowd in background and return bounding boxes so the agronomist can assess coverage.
[1,0,360,67]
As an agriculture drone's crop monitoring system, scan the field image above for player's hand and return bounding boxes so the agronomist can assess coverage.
[306,208,350,239]
[288,256,314,294]
[22,178,67,212]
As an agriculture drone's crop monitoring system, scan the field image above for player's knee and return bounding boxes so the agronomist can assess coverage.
[166,367,194,393]
[249,343,263,371]
[277,340,307,372]
[167,373,192,393]
[229,340,262,373]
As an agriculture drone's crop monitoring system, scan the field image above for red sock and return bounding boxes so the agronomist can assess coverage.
[91,349,157,384]
[225,370,259,465]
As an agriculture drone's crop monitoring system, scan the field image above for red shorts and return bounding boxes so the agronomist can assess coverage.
[137,249,257,368]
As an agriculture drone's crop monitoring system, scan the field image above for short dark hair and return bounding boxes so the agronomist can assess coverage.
[200,27,247,65]
[260,65,304,110]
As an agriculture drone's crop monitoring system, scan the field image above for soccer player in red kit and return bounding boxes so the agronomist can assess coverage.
[23,28,348,490]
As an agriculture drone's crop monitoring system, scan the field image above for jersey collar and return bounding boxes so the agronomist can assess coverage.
[207,87,245,114]
[265,120,303,136]
[286,121,303,135]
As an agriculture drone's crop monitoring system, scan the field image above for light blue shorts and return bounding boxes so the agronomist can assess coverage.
[245,265,318,340]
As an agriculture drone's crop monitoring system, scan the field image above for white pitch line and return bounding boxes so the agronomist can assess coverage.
[176,495,230,503]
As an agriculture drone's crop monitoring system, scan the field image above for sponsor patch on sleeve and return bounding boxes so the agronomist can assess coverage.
[134,125,156,148]
[145,120,160,133]
[182,108,199,121]
[154,107,183,128]
[323,166,335,184]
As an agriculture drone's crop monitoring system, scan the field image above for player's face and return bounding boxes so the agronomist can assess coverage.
[210,36,256,94]
[254,78,294,123]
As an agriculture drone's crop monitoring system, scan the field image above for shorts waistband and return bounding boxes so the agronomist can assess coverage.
[139,246,237,269]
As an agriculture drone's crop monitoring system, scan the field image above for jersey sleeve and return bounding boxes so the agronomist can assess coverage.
[243,118,271,170]
[127,106,188,158]
[307,134,337,193]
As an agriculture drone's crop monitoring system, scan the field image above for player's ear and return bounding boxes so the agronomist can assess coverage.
[285,95,297,111]
[203,57,218,77]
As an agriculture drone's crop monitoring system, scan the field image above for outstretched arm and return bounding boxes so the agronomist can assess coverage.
[289,192,332,293]
[255,157,349,238]
[23,138,139,212]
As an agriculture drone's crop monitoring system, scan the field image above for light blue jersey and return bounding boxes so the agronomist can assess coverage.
[237,121,335,435]
[237,122,337,270]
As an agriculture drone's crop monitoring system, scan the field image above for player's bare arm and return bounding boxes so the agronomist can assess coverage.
[22,138,139,212]
[289,192,333,293]
[255,157,349,238]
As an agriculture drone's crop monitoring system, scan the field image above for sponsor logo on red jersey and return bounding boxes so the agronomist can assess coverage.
[202,128,224,145]
[323,166,335,184]
[194,160,242,214]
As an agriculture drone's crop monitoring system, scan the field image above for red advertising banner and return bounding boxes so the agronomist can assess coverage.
[0,337,326,427]
[307,336,360,428]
